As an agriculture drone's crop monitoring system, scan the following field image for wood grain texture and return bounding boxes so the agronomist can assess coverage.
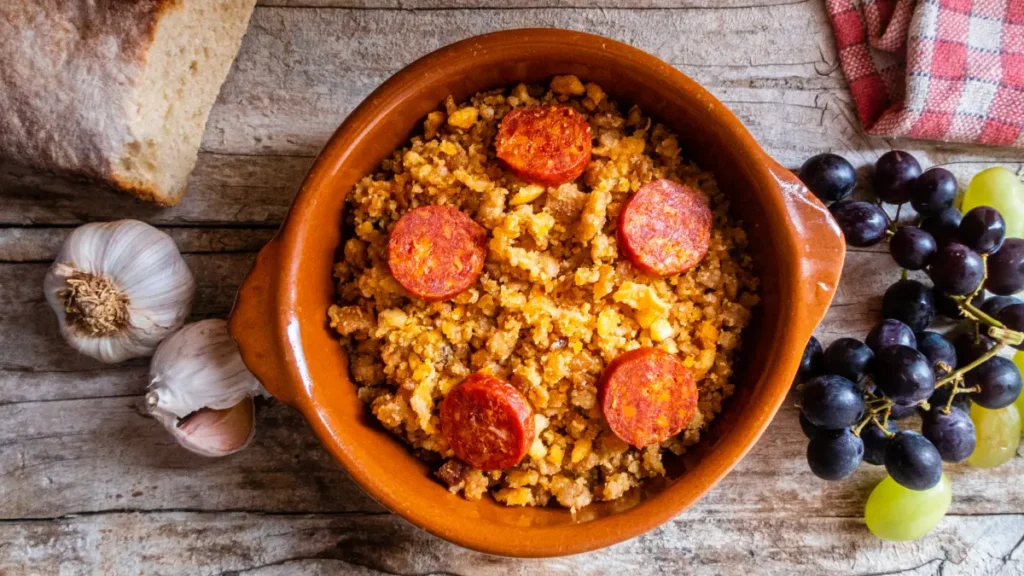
[2,511,1023,575]
[2,0,1024,573]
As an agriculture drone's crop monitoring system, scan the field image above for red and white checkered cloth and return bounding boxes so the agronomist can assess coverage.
[827,0,1024,147]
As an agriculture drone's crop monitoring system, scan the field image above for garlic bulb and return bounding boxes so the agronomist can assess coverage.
[147,319,265,419]
[43,220,196,364]
[152,397,256,458]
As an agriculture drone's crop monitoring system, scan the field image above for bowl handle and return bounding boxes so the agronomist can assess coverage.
[767,160,846,329]
[229,238,297,405]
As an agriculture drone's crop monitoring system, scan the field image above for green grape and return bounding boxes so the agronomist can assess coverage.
[865,474,952,541]
[968,403,1022,468]
[960,167,1024,239]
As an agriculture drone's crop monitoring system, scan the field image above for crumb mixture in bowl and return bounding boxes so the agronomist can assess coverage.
[328,75,759,509]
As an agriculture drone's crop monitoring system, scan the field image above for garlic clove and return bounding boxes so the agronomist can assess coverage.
[44,220,195,364]
[148,319,264,419]
[160,397,256,458]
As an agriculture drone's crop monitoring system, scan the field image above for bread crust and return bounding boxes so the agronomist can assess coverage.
[0,0,252,206]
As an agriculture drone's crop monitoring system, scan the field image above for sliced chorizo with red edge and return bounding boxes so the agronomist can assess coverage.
[617,179,712,277]
[387,205,487,302]
[440,371,535,471]
[599,347,698,448]
[495,104,592,186]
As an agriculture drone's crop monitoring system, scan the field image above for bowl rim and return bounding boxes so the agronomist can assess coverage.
[231,27,843,557]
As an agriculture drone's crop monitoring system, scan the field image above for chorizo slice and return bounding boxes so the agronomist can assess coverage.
[495,104,592,186]
[617,179,712,277]
[440,372,535,471]
[598,347,698,448]
[387,205,487,302]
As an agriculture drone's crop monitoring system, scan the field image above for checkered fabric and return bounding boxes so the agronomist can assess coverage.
[827,0,1024,147]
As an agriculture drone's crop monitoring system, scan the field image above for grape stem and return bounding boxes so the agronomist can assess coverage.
[852,392,894,438]
[943,384,980,414]
[955,297,1024,344]
[959,298,1002,326]
[934,341,1010,389]
[990,326,1024,347]
[866,416,895,438]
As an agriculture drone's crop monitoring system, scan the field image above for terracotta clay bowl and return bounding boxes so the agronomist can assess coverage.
[229,29,845,557]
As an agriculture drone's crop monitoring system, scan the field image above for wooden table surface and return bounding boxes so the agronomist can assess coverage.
[2,1,1024,574]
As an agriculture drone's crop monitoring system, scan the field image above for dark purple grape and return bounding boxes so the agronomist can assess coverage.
[915,331,957,374]
[954,331,997,365]
[987,238,1024,296]
[889,226,937,270]
[921,407,976,463]
[980,295,1023,319]
[884,431,943,490]
[928,243,985,295]
[823,338,875,383]
[866,319,917,353]
[861,419,899,465]
[800,375,866,429]
[807,428,864,481]
[882,280,935,331]
[910,168,957,216]
[921,207,962,245]
[873,151,922,204]
[799,153,856,203]
[830,200,889,247]
[959,206,1006,255]
[800,412,830,439]
[874,345,936,405]
[889,403,919,420]
[997,303,1024,351]
[928,384,972,414]
[933,287,983,319]
[966,356,1023,409]
[795,336,824,385]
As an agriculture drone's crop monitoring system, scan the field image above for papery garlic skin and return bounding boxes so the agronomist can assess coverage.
[148,319,265,419]
[152,397,256,458]
[43,220,196,364]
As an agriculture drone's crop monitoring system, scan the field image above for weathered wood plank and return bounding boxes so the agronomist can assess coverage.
[0,398,385,520]
[0,227,276,262]
[1,510,1022,575]
[0,154,309,226]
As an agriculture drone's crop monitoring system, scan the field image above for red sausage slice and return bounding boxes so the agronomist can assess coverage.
[495,104,592,186]
[617,179,712,277]
[598,347,698,448]
[440,372,535,470]
[387,205,487,302]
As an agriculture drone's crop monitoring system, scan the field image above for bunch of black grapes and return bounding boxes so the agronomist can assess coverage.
[794,151,1024,491]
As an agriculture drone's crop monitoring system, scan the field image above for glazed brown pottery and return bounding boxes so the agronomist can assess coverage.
[229,29,846,557]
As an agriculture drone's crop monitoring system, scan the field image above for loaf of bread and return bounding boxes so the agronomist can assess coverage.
[0,1,257,206]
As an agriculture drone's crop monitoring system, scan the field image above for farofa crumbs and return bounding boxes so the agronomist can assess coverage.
[329,75,759,510]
